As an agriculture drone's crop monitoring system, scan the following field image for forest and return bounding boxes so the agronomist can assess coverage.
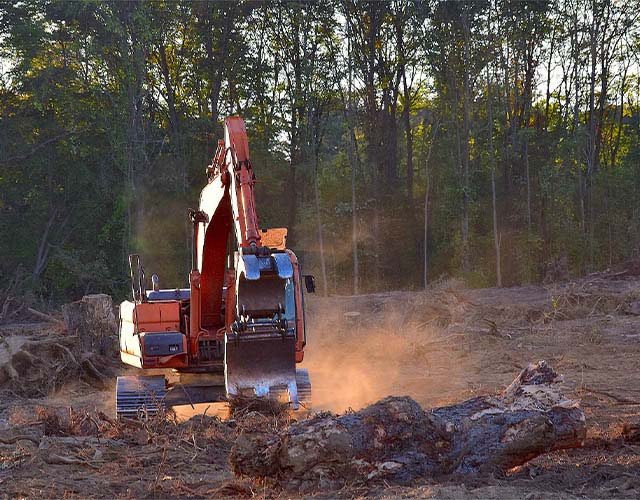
[1,0,639,304]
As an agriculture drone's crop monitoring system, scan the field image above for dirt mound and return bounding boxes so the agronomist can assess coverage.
[227,394,290,419]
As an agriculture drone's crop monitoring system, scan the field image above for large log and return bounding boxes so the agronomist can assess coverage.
[230,361,585,492]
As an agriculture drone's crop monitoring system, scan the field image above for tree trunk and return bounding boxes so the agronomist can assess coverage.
[204,4,233,132]
[395,14,414,206]
[487,68,502,287]
[585,12,600,270]
[313,149,328,297]
[571,19,586,238]
[524,136,532,283]
[487,4,501,287]
[423,119,439,290]
[339,31,360,295]
[402,72,414,204]
[461,12,472,273]
[157,43,179,148]
[346,35,359,295]
[350,139,359,295]
[544,25,556,129]
[33,207,58,281]
[524,133,532,236]
[523,33,536,253]
[230,361,585,492]
[424,148,430,290]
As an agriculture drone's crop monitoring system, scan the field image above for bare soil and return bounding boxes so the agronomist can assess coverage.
[1,269,640,498]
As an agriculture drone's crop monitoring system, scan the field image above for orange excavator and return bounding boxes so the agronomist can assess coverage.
[116,117,315,418]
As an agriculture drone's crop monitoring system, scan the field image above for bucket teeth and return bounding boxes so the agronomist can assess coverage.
[116,376,166,419]
[231,368,311,410]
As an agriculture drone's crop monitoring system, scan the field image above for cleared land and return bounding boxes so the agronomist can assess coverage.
[1,267,640,498]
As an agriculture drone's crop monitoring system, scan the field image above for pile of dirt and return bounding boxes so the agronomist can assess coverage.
[227,393,290,419]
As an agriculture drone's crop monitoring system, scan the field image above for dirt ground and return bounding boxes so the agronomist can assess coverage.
[1,268,640,499]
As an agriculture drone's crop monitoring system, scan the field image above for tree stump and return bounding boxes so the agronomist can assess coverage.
[62,294,118,356]
[230,361,586,491]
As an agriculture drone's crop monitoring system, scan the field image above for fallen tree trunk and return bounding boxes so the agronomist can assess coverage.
[26,307,66,328]
[230,361,585,491]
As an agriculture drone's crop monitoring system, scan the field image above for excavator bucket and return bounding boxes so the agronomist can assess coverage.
[224,332,300,408]
[225,253,305,408]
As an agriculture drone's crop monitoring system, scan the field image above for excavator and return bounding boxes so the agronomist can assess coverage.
[116,116,315,418]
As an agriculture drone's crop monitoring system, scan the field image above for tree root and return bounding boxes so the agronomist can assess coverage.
[230,361,586,492]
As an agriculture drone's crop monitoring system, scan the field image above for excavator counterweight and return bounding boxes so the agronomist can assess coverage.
[116,117,313,418]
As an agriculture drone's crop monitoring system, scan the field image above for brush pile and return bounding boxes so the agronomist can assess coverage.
[0,404,244,498]
[226,394,290,419]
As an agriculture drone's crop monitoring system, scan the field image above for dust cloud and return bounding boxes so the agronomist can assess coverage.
[302,292,474,413]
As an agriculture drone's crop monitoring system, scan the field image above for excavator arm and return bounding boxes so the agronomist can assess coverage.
[191,117,308,407]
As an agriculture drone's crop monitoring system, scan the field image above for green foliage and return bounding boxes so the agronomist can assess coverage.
[1,0,640,303]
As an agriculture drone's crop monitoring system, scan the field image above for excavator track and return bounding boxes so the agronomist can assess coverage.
[116,371,310,419]
[116,376,167,419]
[296,368,312,410]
